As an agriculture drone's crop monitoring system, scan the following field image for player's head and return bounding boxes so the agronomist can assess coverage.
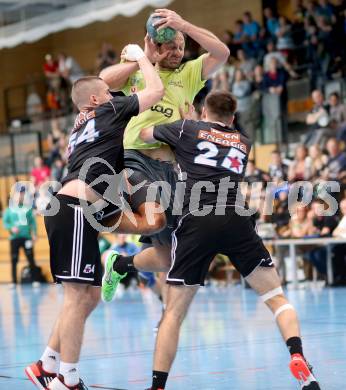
[202,91,237,126]
[157,31,185,69]
[71,76,113,110]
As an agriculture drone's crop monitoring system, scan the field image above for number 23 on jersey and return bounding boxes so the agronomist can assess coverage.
[194,141,246,174]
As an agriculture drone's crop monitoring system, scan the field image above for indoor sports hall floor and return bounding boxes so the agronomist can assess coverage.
[0,284,345,390]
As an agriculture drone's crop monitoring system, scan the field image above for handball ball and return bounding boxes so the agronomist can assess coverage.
[146,14,176,44]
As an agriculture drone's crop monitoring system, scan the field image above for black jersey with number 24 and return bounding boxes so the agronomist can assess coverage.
[61,95,139,197]
[153,119,251,210]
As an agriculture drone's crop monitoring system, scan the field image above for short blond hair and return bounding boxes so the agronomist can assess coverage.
[71,76,105,110]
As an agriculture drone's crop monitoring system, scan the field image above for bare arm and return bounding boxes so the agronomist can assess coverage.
[140,126,156,143]
[154,9,230,79]
[122,45,164,113]
[100,35,167,91]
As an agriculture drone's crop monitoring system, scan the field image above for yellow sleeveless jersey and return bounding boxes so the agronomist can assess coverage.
[122,55,206,150]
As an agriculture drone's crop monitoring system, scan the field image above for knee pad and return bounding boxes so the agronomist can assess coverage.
[260,286,283,302]
[274,304,295,320]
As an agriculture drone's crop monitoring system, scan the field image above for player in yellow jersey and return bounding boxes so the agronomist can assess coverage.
[100,9,229,301]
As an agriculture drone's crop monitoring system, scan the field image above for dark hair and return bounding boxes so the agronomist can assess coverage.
[329,92,340,100]
[204,91,237,121]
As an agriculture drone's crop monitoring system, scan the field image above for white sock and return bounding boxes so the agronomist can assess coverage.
[59,361,79,386]
[40,346,60,374]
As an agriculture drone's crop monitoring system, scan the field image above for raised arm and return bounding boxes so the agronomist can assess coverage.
[153,9,230,79]
[122,45,164,113]
[100,35,167,91]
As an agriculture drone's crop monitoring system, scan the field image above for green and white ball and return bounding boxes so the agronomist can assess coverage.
[146,14,176,44]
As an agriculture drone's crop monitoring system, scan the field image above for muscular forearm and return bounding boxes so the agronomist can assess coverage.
[182,22,229,60]
[99,62,139,91]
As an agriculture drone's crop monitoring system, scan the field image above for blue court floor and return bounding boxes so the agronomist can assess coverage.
[0,284,345,390]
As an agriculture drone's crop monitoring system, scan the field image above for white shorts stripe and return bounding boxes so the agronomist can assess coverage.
[74,207,82,277]
[77,207,84,277]
[71,207,78,277]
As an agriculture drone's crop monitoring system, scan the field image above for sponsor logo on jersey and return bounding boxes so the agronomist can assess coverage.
[151,104,173,118]
[197,129,247,153]
[168,80,184,88]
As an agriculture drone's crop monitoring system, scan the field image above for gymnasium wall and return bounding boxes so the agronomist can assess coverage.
[0,0,262,131]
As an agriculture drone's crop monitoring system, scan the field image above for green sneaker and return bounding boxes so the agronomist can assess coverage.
[101,251,127,302]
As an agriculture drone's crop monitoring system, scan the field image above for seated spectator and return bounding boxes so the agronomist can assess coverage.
[281,204,310,238]
[96,43,117,73]
[236,49,256,79]
[305,90,330,144]
[212,56,236,92]
[263,41,297,78]
[268,150,288,182]
[263,7,279,40]
[244,160,269,184]
[43,54,59,83]
[321,137,346,180]
[329,92,346,128]
[31,157,51,189]
[272,190,290,231]
[233,20,245,53]
[309,144,328,179]
[232,69,253,133]
[288,144,314,182]
[305,0,319,22]
[253,64,265,92]
[305,199,338,276]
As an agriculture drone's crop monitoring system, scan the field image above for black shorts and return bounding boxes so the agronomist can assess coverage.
[167,206,273,286]
[124,150,178,246]
[44,194,102,286]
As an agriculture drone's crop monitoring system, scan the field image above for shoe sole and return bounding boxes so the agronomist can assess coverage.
[25,366,47,390]
[289,358,320,389]
[101,252,118,303]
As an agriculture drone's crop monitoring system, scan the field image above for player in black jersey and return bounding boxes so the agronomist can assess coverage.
[25,44,165,390]
[139,91,320,390]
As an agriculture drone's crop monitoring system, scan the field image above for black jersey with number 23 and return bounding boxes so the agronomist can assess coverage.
[153,119,251,210]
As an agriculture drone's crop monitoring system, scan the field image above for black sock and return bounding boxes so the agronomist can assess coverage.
[286,336,303,356]
[113,255,136,274]
[151,370,168,389]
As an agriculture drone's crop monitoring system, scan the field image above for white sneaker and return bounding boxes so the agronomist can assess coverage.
[32,281,41,288]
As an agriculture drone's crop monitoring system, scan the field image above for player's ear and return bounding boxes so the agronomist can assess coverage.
[90,94,98,106]
[201,106,207,119]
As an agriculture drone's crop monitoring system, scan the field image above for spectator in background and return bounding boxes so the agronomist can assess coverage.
[26,85,43,123]
[308,144,328,180]
[288,144,314,182]
[276,16,295,56]
[331,197,346,285]
[51,158,66,183]
[242,11,261,58]
[305,90,330,144]
[244,160,269,184]
[58,52,84,84]
[236,48,256,79]
[232,69,253,135]
[281,204,310,238]
[43,54,59,83]
[268,150,288,182]
[263,57,288,98]
[305,198,338,277]
[96,43,117,73]
[212,56,236,92]
[322,137,346,180]
[263,41,297,78]
[31,156,51,189]
[233,20,245,53]
[329,92,346,128]
[2,188,39,287]
[263,7,279,40]
[317,0,336,24]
